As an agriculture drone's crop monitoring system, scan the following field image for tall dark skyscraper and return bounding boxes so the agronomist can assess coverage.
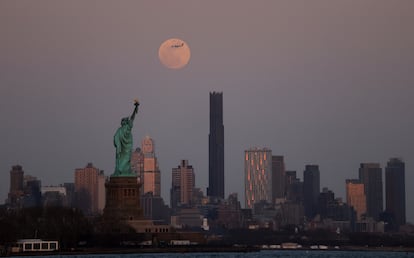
[272,155,286,200]
[359,163,383,221]
[303,165,320,219]
[7,165,24,206]
[385,158,406,229]
[208,92,224,199]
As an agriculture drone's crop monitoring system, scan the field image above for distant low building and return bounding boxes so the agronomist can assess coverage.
[140,192,171,223]
[280,201,304,226]
[41,186,67,207]
[355,218,385,233]
[171,207,203,229]
[215,193,242,229]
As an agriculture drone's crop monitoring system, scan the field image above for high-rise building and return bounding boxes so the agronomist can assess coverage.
[303,165,320,219]
[208,92,224,199]
[346,179,367,221]
[74,163,106,214]
[272,155,286,201]
[170,160,195,209]
[317,187,335,219]
[359,163,383,220]
[285,171,303,203]
[385,158,406,229]
[131,147,144,183]
[141,136,161,197]
[7,165,25,206]
[244,148,272,209]
[23,175,41,208]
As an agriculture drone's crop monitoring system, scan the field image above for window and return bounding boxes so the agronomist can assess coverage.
[24,243,32,250]
[50,243,57,250]
[42,243,48,249]
[33,243,40,250]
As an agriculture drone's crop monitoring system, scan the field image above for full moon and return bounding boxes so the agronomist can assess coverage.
[158,38,191,69]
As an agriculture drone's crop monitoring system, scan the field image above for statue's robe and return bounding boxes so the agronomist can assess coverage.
[113,119,133,176]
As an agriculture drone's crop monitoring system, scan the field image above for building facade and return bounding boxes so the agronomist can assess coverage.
[285,171,303,204]
[385,158,406,229]
[141,136,161,197]
[303,165,320,219]
[22,175,41,208]
[346,179,367,221]
[131,147,144,183]
[359,163,383,220]
[272,155,286,201]
[245,148,272,209]
[171,160,195,209]
[7,165,25,206]
[41,185,68,207]
[208,92,224,199]
[74,163,106,214]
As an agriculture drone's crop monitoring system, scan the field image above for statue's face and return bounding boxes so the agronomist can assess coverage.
[121,118,129,125]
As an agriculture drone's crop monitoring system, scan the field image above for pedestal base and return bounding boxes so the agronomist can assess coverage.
[103,176,143,221]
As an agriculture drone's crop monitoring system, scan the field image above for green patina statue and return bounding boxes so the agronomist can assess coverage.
[112,100,139,177]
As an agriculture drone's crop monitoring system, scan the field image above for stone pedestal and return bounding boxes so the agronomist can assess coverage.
[103,176,143,222]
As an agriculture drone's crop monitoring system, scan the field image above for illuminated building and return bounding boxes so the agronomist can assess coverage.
[346,179,367,220]
[141,136,161,197]
[244,148,272,209]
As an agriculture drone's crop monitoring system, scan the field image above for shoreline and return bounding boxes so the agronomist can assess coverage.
[5,245,414,256]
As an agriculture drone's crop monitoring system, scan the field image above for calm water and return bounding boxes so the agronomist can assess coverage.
[13,250,414,258]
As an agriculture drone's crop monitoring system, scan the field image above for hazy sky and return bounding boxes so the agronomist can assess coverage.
[1,1,413,222]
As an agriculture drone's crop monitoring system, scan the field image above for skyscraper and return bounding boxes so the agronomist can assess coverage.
[359,163,383,220]
[131,147,144,183]
[141,136,161,197]
[346,179,366,220]
[385,158,406,229]
[272,155,286,200]
[303,165,320,219]
[7,165,24,206]
[23,175,41,208]
[244,148,272,209]
[170,160,195,209]
[285,171,303,203]
[208,92,224,199]
[74,163,106,214]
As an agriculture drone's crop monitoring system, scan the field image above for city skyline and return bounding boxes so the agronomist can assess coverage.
[1,1,413,222]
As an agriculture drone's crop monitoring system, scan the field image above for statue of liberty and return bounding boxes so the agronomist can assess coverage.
[113,100,139,177]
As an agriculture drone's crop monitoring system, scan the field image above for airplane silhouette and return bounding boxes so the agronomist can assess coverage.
[171,43,184,48]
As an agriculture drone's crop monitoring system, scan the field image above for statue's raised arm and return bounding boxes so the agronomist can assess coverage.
[130,99,139,122]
